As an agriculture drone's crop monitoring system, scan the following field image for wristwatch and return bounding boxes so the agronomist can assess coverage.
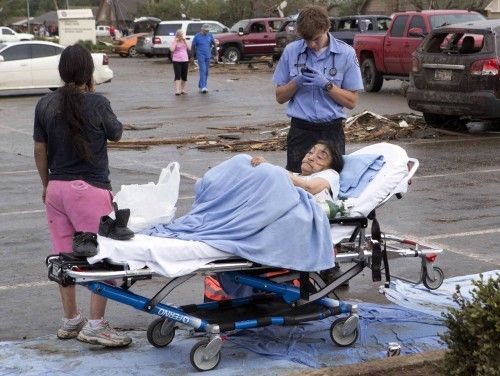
[324,81,334,92]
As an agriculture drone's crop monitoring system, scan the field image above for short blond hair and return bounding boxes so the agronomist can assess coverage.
[175,29,184,38]
[296,5,330,40]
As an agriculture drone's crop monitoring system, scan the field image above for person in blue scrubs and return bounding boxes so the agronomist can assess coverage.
[273,5,363,173]
[191,24,216,93]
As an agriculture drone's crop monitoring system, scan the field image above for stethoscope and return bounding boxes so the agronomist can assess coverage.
[294,44,337,77]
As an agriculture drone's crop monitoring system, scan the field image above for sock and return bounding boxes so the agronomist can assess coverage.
[88,318,104,328]
[64,313,81,324]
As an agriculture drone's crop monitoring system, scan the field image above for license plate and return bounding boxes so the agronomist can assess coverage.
[434,69,452,80]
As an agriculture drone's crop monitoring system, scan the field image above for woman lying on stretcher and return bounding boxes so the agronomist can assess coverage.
[251,140,344,211]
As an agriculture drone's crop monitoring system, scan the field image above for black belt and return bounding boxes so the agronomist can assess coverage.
[291,117,344,131]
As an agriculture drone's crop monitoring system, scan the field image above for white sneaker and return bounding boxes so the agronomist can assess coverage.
[200,87,208,93]
[57,315,86,339]
[77,320,132,348]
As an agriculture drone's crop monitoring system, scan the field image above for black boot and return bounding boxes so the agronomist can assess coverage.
[72,231,98,257]
[98,215,114,237]
[113,207,134,240]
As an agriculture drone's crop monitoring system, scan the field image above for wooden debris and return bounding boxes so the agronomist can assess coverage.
[123,124,161,131]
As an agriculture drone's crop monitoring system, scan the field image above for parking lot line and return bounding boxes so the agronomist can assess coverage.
[423,228,500,240]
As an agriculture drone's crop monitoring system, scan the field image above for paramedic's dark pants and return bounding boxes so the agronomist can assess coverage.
[286,117,345,173]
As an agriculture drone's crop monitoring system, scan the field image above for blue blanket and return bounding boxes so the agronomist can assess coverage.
[143,155,334,271]
[340,154,385,198]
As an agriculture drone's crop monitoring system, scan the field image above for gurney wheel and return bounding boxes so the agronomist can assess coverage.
[422,266,444,290]
[190,339,221,372]
[147,317,175,348]
[330,317,358,347]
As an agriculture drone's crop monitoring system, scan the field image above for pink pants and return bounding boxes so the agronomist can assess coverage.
[45,180,113,253]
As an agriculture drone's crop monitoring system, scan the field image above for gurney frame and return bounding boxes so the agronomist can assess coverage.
[46,253,360,372]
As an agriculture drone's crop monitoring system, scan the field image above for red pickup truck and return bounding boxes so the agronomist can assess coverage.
[213,18,284,63]
[353,10,485,92]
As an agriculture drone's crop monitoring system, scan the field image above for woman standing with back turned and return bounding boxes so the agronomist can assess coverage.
[33,44,131,348]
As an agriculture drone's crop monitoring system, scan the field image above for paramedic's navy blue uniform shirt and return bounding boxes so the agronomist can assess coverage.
[192,32,215,57]
[33,91,123,190]
[272,35,363,122]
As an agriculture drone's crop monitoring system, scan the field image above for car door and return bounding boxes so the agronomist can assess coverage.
[383,15,409,74]
[31,44,63,88]
[0,44,32,89]
[401,15,428,72]
[242,21,268,54]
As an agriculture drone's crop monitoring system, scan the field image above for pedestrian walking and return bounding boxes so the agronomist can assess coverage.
[33,44,132,348]
[191,24,216,93]
[272,5,363,172]
[170,29,190,95]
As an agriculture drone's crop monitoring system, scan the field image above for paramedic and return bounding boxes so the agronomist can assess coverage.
[191,23,216,93]
[33,44,132,348]
[272,5,363,172]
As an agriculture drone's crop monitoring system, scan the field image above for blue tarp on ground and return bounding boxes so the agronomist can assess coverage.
[0,302,446,376]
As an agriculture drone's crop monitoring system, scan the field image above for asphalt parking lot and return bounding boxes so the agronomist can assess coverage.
[0,56,499,344]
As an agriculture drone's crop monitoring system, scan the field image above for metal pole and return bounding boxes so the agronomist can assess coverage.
[26,0,30,33]
[66,0,69,9]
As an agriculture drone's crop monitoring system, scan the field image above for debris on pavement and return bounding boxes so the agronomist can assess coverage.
[114,112,442,152]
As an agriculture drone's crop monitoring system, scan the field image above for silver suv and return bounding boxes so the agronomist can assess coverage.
[152,20,228,58]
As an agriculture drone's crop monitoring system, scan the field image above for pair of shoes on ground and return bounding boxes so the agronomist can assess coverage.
[200,87,208,93]
[175,92,188,96]
[58,316,131,347]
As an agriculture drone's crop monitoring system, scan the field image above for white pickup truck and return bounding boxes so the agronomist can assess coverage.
[0,27,34,42]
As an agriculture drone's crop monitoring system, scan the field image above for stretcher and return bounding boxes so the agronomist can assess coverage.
[45,143,444,372]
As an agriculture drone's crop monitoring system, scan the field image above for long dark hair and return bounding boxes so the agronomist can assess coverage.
[58,44,94,161]
[315,139,344,173]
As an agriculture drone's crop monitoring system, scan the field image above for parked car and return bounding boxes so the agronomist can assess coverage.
[112,32,150,57]
[213,17,285,63]
[353,10,485,92]
[96,25,122,38]
[136,34,155,57]
[152,20,228,58]
[273,15,391,61]
[0,26,34,42]
[0,41,113,91]
[407,19,500,128]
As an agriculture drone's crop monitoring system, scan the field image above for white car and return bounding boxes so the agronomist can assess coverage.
[0,41,113,91]
[96,25,122,38]
[0,27,34,42]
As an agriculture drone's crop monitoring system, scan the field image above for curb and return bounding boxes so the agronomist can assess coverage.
[291,350,446,376]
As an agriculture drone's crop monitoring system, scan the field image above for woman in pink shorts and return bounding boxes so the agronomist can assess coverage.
[33,44,131,348]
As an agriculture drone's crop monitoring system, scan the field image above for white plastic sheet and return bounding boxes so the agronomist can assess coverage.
[113,162,180,232]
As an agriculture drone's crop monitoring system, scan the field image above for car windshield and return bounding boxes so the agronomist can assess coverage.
[230,20,249,33]
[430,13,485,28]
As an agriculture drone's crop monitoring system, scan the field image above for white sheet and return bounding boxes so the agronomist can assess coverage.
[91,143,412,276]
[88,234,231,277]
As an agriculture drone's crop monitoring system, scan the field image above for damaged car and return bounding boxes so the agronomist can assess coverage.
[407,19,500,128]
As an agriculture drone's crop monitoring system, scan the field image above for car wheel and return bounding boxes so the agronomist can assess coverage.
[224,46,241,63]
[361,58,383,92]
[128,46,138,58]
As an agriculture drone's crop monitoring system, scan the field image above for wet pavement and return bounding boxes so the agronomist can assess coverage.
[0,56,499,368]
